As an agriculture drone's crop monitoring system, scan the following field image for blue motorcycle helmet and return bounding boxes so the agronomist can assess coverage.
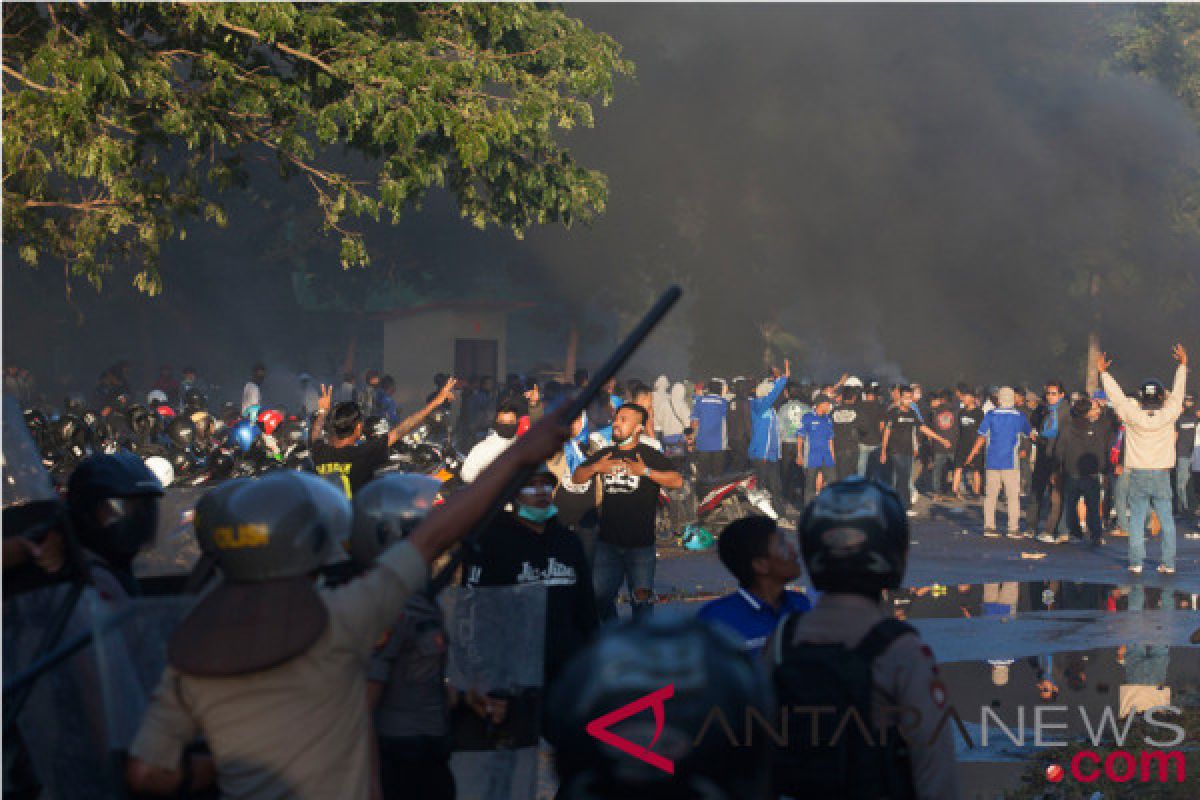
[243,404,262,422]
[228,419,261,454]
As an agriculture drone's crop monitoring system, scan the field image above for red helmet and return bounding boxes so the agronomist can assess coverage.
[257,408,284,435]
[156,404,176,418]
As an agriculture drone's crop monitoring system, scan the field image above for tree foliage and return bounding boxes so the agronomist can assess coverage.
[1111,4,1200,236]
[2,2,633,293]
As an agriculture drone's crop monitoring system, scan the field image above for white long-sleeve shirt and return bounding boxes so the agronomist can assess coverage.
[1101,364,1187,470]
[459,431,516,483]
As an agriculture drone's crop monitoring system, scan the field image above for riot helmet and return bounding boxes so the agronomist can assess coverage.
[799,476,909,597]
[66,453,164,571]
[348,473,440,569]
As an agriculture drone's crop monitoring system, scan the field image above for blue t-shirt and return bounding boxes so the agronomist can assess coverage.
[978,408,1032,470]
[697,588,812,654]
[691,394,728,452]
[799,412,836,468]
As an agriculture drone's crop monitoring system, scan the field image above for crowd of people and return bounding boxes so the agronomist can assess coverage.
[4,343,1196,799]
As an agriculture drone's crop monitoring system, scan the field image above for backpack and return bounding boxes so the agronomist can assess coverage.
[769,615,918,800]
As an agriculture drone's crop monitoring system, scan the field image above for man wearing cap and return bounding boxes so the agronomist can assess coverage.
[965,387,1032,538]
[1097,345,1189,574]
[125,413,569,799]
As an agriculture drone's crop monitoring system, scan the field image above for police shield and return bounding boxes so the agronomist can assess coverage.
[443,583,549,800]
[4,589,192,799]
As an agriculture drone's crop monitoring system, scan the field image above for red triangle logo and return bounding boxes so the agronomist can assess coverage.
[585,684,675,774]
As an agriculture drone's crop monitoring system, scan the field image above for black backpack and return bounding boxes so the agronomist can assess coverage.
[769,614,918,800]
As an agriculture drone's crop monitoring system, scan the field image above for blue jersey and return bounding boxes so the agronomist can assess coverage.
[691,394,728,452]
[697,588,812,654]
[978,408,1032,470]
[799,412,836,467]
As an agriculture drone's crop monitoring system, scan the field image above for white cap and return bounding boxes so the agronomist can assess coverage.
[844,376,863,388]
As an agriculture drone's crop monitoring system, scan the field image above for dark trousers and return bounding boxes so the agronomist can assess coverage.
[1032,456,1064,534]
[727,442,750,473]
[834,448,858,482]
[1063,474,1103,539]
[781,442,801,504]
[932,452,955,495]
[694,450,726,482]
[887,453,914,510]
[379,736,455,800]
[751,459,782,507]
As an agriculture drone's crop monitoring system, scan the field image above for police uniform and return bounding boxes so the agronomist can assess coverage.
[131,541,428,800]
[777,593,961,800]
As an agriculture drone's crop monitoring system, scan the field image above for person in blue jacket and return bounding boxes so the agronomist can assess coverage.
[748,360,790,507]
[697,515,811,655]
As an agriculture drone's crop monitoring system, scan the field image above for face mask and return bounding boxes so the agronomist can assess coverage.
[495,422,519,439]
[517,503,558,524]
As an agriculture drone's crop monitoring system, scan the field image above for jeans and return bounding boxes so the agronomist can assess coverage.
[1062,474,1103,539]
[858,444,881,481]
[932,452,955,495]
[886,453,914,510]
[593,540,656,622]
[1114,469,1131,531]
[1176,456,1193,512]
[1127,469,1176,569]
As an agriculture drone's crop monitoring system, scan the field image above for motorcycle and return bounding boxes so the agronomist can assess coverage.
[692,471,779,530]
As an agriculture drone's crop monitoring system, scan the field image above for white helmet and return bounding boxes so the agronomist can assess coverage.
[147,389,169,406]
[143,455,175,488]
[844,376,863,388]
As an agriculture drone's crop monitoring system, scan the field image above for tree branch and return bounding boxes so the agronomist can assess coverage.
[2,63,66,94]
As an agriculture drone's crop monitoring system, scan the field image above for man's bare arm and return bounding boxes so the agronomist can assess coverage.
[387,379,458,447]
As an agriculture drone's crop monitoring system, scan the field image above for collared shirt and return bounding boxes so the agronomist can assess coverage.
[131,542,429,800]
[697,587,812,654]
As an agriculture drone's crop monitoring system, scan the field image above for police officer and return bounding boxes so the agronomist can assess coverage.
[768,477,959,800]
[546,617,775,800]
[126,412,569,799]
[349,473,455,800]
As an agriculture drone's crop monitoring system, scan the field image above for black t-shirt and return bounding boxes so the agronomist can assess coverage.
[830,404,861,451]
[955,409,985,458]
[311,436,390,496]
[462,514,598,684]
[855,402,886,447]
[885,406,921,456]
[582,443,675,547]
[1177,414,1199,458]
[929,405,959,454]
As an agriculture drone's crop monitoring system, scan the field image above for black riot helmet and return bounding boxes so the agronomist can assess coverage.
[546,617,775,800]
[348,474,441,569]
[799,476,909,597]
[127,404,154,439]
[166,416,197,449]
[66,453,164,572]
[1137,380,1166,410]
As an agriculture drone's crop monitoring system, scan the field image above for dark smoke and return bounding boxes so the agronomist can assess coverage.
[526,3,1200,383]
[5,4,1199,397]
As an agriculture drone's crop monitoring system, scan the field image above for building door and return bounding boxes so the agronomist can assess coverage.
[454,338,498,381]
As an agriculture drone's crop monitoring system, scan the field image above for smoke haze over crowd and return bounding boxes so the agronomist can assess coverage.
[5,4,1199,392]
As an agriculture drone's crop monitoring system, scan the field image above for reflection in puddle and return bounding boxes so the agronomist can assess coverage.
[885,581,1198,621]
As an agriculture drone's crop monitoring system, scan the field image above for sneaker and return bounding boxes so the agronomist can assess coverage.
[1157,565,1176,575]
[1005,530,1024,539]
[1022,530,1035,539]
[1111,529,1129,538]
[1128,564,1143,574]
[1036,532,1056,544]
[1184,532,1200,540]
[1055,533,1069,544]
[983,528,1000,538]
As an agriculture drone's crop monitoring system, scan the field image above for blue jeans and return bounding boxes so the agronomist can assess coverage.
[1127,469,1176,569]
[1176,457,1193,512]
[1114,469,1131,531]
[886,453,914,510]
[593,540,656,623]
